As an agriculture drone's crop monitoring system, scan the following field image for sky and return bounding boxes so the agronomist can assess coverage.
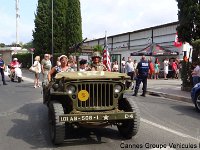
[0,0,178,45]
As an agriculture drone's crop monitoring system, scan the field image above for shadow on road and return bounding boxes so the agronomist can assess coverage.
[7,102,128,148]
[7,102,53,149]
[170,104,200,120]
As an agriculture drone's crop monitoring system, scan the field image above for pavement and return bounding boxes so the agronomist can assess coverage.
[146,78,191,103]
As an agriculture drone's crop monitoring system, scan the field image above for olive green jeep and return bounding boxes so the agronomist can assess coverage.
[43,71,140,144]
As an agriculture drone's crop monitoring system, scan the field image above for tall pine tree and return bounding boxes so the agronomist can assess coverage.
[33,0,82,55]
[33,0,51,55]
[52,0,68,53]
[66,0,82,52]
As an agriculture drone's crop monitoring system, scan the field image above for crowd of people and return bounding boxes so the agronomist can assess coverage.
[120,57,181,80]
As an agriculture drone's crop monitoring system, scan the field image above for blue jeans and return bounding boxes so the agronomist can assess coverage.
[193,76,200,86]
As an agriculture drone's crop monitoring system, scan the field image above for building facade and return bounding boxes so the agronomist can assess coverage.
[84,22,188,64]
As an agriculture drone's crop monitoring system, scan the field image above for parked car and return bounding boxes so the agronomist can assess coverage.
[191,83,200,112]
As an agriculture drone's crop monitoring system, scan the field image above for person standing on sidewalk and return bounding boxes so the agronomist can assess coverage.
[0,56,7,85]
[125,57,134,89]
[121,57,126,73]
[33,56,41,88]
[41,54,52,83]
[163,58,169,80]
[191,62,200,86]
[132,55,149,97]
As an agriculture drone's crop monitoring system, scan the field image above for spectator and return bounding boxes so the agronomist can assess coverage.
[121,57,126,73]
[149,59,155,79]
[33,56,41,88]
[41,54,52,83]
[125,57,134,86]
[112,60,119,72]
[172,59,177,79]
[191,62,200,86]
[154,58,160,79]
[0,56,7,85]
[163,58,169,80]
[125,57,134,89]
[133,59,138,77]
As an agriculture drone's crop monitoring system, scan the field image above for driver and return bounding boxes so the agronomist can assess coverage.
[10,58,20,75]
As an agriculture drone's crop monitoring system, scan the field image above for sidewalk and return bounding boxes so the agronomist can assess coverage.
[146,78,191,103]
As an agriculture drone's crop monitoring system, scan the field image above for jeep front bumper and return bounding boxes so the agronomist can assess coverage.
[59,112,135,122]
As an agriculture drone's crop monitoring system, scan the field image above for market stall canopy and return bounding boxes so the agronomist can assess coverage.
[130,43,179,56]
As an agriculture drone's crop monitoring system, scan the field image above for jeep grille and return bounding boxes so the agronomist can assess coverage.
[76,82,114,111]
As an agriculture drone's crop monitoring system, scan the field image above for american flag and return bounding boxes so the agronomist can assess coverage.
[103,33,111,71]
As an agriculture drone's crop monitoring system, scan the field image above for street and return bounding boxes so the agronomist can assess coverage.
[0,71,200,150]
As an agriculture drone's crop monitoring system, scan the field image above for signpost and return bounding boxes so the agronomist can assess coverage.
[30,48,35,65]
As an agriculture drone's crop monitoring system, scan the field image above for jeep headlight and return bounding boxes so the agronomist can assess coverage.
[66,85,76,94]
[114,84,122,93]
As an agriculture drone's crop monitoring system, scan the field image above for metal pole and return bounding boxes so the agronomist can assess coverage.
[16,0,19,44]
[32,53,33,65]
[51,0,54,65]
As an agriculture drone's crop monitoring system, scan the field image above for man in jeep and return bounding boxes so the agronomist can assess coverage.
[89,52,107,71]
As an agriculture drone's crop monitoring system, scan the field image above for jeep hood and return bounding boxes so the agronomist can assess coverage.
[55,71,130,80]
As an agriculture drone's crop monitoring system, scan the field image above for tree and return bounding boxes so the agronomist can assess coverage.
[0,43,5,47]
[52,0,67,54]
[177,0,200,88]
[66,0,82,52]
[33,0,83,55]
[177,0,200,62]
[33,0,51,55]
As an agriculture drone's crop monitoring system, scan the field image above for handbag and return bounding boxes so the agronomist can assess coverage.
[29,66,39,73]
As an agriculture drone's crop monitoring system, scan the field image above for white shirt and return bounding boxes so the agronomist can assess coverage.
[33,60,41,73]
[125,61,134,73]
[121,60,126,68]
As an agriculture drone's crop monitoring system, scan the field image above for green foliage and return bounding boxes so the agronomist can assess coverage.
[66,0,82,52]
[93,45,103,52]
[176,0,200,44]
[177,0,200,88]
[0,43,5,47]
[33,0,82,58]
[33,0,51,55]
[52,0,67,54]
[181,60,192,87]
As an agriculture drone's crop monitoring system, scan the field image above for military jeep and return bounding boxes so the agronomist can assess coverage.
[43,71,140,144]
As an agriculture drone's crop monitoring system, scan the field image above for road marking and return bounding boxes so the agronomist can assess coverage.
[141,118,200,142]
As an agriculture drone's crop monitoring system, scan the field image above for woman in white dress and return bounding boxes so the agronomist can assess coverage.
[163,58,169,80]
[33,56,41,88]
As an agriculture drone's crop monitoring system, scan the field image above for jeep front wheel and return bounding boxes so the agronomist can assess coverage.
[117,97,140,139]
[48,101,65,144]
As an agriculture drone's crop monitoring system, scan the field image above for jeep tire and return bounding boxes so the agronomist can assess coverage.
[117,97,140,139]
[48,101,65,144]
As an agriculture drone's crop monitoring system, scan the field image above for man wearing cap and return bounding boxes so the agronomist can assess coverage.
[132,55,149,97]
[89,52,107,71]
[0,56,7,85]
[41,54,52,83]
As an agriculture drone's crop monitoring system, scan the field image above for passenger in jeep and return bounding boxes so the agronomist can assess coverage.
[89,52,107,71]
[48,55,73,81]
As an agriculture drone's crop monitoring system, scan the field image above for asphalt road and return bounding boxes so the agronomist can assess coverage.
[0,71,200,150]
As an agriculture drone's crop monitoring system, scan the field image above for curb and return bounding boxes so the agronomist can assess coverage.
[146,90,192,103]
